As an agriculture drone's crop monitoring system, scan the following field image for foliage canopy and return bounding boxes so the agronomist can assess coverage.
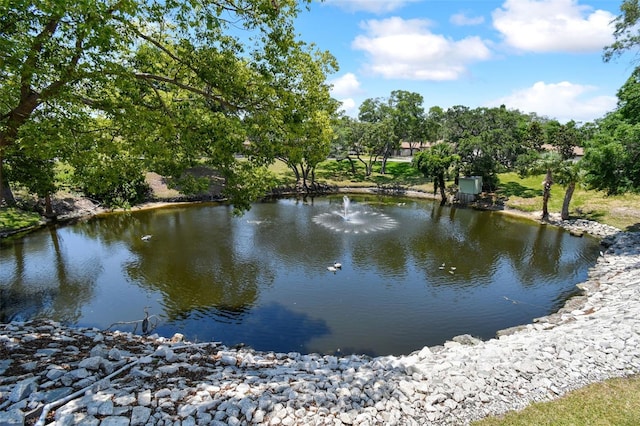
[0,0,338,210]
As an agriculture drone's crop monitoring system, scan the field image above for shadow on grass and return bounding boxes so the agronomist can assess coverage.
[497,181,542,198]
[0,208,42,233]
[376,162,425,186]
[573,208,605,223]
[316,159,426,187]
[626,223,640,232]
[315,160,368,182]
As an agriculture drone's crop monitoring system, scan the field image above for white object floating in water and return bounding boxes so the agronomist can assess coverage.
[449,270,455,274]
[327,266,337,273]
[141,235,152,241]
[334,262,342,269]
[450,266,456,270]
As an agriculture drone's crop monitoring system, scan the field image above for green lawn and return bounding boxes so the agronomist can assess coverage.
[472,375,640,426]
[497,172,640,231]
[0,207,42,234]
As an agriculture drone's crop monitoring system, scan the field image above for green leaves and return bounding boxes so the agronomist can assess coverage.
[603,0,640,62]
[412,142,458,179]
[583,126,640,195]
[1,0,336,210]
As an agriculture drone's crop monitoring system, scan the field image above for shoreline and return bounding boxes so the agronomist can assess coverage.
[1,225,638,425]
[1,185,605,240]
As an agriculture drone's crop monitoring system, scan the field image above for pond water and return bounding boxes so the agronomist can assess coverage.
[0,195,600,356]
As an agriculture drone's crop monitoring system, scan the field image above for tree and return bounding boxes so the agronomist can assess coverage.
[456,106,530,190]
[516,151,563,220]
[388,90,425,156]
[353,119,395,177]
[523,121,545,152]
[603,0,640,63]
[246,47,338,191]
[581,67,640,195]
[582,119,640,194]
[616,67,640,125]
[412,143,459,206]
[555,160,583,220]
[424,106,445,144]
[545,120,581,160]
[330,116,359,175]
[0,0,333,211]
[358,97,398,174]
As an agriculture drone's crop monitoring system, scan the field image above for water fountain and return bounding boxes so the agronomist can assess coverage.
[312,195,398,233]
[0,197,600,356]
[342,195,351,221]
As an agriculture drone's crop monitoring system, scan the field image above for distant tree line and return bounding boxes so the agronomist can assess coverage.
[331,0,640,216]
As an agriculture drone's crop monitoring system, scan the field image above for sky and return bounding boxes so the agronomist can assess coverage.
[293,0,637,124]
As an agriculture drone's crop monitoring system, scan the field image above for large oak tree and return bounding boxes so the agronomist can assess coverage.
[0,0,337,211]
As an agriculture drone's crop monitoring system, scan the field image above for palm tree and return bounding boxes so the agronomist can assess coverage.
[517,151,562,221]
[555,160,583,220]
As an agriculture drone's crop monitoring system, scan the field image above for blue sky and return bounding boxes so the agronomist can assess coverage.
[293,0,636,123]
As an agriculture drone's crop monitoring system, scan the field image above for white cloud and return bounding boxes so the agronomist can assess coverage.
[352,17,492,80]
[337,98,358,117]
[324,0,415,14]
[329,73,362,97]
[450,12,485,26]
[487,81,617,123]
[492,0,615,53]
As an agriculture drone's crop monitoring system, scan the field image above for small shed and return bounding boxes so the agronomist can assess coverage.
[459,176,482,194]
[458,176,482,204]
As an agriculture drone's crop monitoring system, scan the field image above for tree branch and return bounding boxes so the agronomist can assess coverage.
[21,16,61,98]
[133,72,240,111]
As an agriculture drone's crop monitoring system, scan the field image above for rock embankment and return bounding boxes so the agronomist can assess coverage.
[1,221,640,426]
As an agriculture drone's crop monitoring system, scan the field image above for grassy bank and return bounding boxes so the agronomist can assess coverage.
[496,172,640,232]
[303,159,639,231]
[2,159,639,233]
[471,375,640,426]
[0,207,42,236]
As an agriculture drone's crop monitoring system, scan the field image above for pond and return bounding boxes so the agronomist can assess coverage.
[0,195,600,356]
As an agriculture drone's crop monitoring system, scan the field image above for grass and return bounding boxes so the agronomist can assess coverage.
[313,158,435,192]
[472,375,640,426]
[497,172,640,231]
[0,207,42,234]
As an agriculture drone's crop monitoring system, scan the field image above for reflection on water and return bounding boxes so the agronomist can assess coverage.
[0,195,600,356]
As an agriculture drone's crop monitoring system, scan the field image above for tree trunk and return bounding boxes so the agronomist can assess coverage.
[44,194,55,218]
[355,154,371,176]
[346,157,356,175]
[438,174,447,206]
[300,165,308,191]
[561,182,575,220]
[290,164,300,183]
[0,154,16,206]
[364,157,373,177]
[541,168,553,220]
